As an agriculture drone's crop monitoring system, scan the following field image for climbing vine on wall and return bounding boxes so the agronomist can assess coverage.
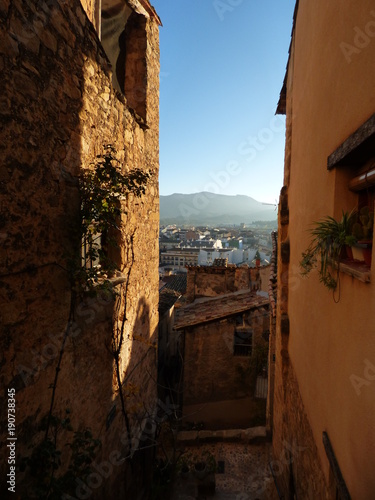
[29,145,152,496]
[75,144,151,290]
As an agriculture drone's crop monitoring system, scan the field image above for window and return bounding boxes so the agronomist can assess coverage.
[100,1,147,120]
[347,157,374,266]
[82,233,102,269]
[233,329,252,357]
[328,114,375,278]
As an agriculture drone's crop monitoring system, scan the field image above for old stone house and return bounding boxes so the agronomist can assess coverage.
[171,264,270,429]
[272,0,375,498]
[0,1,161,498]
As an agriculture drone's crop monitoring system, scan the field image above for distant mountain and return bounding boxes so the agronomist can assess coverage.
[160,192,277,225]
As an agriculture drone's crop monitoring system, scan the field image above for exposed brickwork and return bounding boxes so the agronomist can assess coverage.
[266,232,277,433]
[183,306,269,406]
[0,1,160,498]
[186,265,263,302]
[272,124,328,499]
[272,359,329,499]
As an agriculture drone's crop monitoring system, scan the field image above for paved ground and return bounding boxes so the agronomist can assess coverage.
[171,441,279,500]
[182,398,266,430]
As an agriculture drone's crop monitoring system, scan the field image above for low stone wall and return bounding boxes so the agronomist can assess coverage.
[186,265,263,302]
[177,426,267,444]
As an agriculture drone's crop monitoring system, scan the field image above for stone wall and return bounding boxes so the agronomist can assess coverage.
[271,154,329,498]
[0,0,160,498]
[272,357,329,499]
[183,307,269,406]
[186,265,263,302]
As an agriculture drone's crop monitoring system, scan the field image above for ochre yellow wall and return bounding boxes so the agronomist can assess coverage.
[286,1,375,498]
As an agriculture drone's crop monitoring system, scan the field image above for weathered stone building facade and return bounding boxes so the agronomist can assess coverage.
[185,264,263,302]
[173,265,270,429]
[0,0,160,498]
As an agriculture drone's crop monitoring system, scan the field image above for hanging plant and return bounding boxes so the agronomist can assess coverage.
[300,210,357,290]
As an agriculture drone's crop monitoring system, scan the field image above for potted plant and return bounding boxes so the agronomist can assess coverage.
[300,210,357,290]
[350,206,373,266]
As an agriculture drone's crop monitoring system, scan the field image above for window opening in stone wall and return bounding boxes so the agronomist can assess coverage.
[347,157,375,268]
[328,114,375,278]
[82,233,102,269]
[233,330,252,357]
[100,1,147,120]
[235,314,244,327]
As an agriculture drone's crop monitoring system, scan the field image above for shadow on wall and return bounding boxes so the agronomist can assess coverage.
[0,0,86,494]
[0,0,158,498]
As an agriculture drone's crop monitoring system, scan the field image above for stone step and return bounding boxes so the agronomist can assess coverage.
[177,426,268,445]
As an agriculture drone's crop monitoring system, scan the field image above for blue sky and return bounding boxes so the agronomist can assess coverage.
[153,0,295,204]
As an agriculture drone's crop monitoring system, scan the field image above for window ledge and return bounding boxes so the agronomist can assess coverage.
[340,260,371,283]
[89,272,127,290]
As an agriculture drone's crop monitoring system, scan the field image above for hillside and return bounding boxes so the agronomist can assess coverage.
[160,192,277,225]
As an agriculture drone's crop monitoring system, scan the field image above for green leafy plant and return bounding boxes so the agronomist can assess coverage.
[76,144,150,290]
[300,210,357,290]
[20,411,101,499]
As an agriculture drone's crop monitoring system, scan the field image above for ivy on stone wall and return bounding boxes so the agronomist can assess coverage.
[75,144,151,290]
[20,410,101,499]
[32,146,152,496]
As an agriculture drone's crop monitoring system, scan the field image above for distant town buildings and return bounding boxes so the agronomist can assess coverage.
[159,223,273,274]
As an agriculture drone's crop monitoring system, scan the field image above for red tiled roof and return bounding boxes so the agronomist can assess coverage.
[276,0,299,115]
[174,290,269,330]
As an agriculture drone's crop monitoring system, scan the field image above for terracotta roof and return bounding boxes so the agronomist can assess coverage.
[174,290,269,330]
[160,274,187,294]
[159,288,181,316]
[276,0,300,115]
[136,0,162,25]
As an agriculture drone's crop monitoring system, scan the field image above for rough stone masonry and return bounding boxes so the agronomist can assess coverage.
[0,1,161,498]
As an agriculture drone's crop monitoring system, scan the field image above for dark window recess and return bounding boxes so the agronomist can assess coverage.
[235,314,244,326]
[327,113,375,170]
[233,330,252,357]
[101,4,147,121]
[217,461,225,474]
[328,116,375,271]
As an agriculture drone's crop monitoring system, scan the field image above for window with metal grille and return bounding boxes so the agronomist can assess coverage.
[233,329,252,357]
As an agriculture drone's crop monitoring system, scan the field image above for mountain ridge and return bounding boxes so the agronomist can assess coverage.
[160,192,277,225]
